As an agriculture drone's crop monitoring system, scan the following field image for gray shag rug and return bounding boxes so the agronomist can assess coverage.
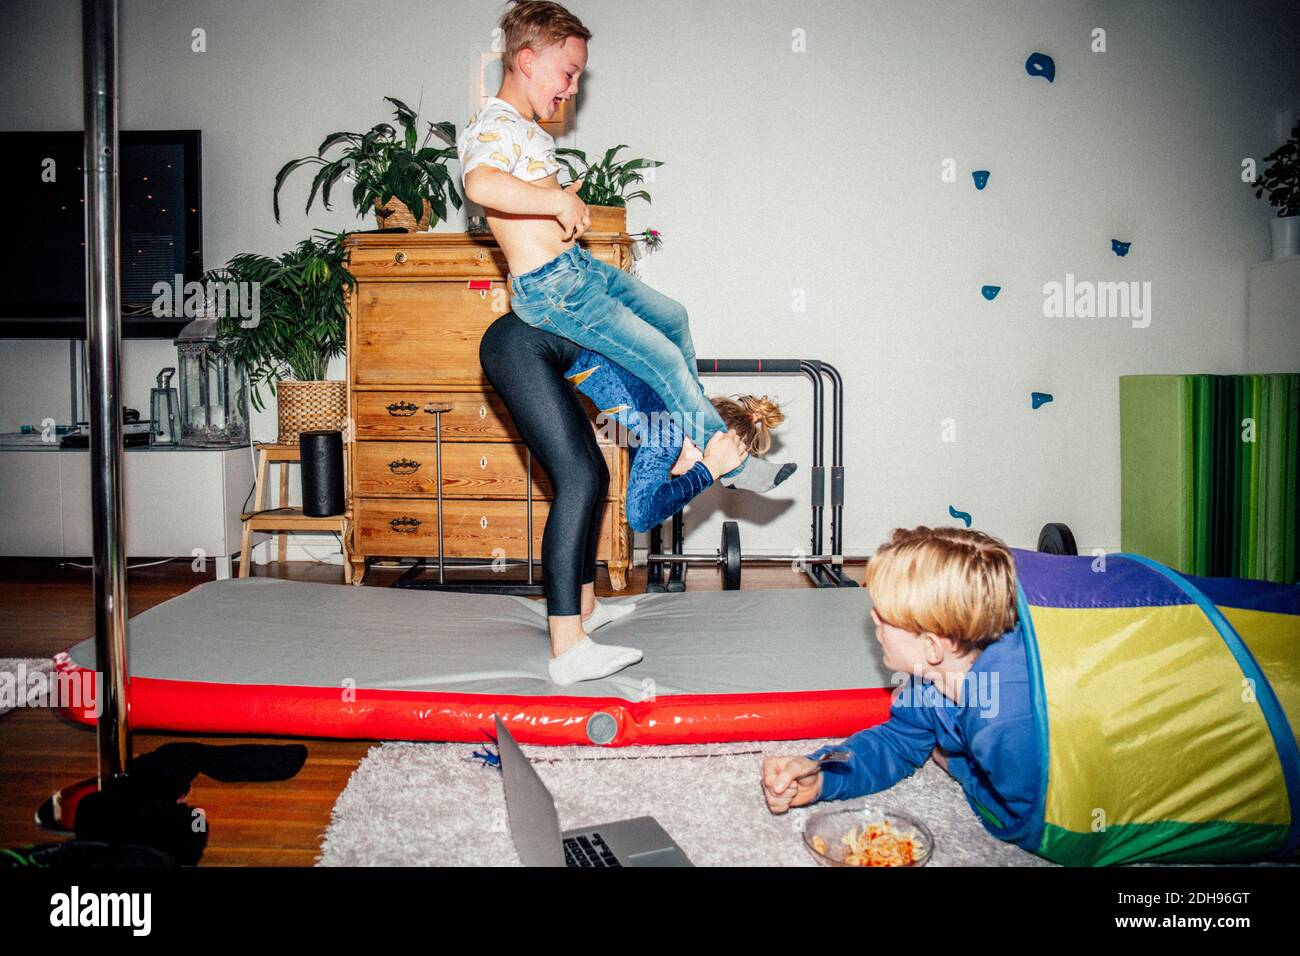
[0,658,53,718]
[316,736,1052,867]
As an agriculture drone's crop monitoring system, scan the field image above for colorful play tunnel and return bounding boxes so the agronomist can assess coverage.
[1004,549,1299,865]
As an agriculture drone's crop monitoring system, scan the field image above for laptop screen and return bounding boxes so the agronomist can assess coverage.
[495,716,565,867]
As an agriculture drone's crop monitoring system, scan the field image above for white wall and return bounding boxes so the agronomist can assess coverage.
[1,0,1296,560]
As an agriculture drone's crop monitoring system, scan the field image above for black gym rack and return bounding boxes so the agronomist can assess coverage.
[393,358,856,593]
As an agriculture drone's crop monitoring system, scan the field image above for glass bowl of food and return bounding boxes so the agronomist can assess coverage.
[801,803,934,867]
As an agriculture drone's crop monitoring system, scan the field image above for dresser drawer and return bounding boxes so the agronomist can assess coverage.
[353,282,503,386]
[343,235,627,278]
[355,497,615,559]
[353,390,520,441]
[345,241,505,278]
[354,440,621,499]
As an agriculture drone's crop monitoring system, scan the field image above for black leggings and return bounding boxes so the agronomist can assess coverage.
[479,312,609,617]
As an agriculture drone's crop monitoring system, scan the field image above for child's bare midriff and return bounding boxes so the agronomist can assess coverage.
[484,172,579,276]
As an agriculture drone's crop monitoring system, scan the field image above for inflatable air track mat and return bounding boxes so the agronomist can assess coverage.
[53,578,893,746]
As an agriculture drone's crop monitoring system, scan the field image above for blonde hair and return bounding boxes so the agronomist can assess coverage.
[864,526,1018,656]
[711,394,784,456]
[499,1,592,74]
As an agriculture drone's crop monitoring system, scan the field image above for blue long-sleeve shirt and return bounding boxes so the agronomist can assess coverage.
[805,621,1041,839]
[564,348,714,532]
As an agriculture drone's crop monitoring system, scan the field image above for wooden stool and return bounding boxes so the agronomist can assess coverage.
[239,442,352,583]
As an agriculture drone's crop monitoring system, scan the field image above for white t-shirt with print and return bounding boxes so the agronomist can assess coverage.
[456,96,561,186]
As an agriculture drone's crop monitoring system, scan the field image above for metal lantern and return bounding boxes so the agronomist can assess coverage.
[148,367,179,446]
[174,317,249,447]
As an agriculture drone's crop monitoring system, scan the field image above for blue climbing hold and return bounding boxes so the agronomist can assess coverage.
[948,505,973,528]
[981,285,1001,300]
[1026,52,1055,82]
[1031,391,1054,409]
[972,169,990,190]
[1111,239,1131,256]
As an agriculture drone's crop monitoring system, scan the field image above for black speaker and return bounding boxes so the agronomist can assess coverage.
[299,430,344,517]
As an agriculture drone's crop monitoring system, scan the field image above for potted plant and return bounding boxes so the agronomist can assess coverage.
[1247,123,1298,260]
[273,96,463,233]
[203,229,355,443]
[554,145,664,234]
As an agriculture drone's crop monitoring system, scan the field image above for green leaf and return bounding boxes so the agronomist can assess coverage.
[385,96,417,126]
[272,156,323,222]
[303,160,343,214]
[426,120,456,146]
[316,131,360,155]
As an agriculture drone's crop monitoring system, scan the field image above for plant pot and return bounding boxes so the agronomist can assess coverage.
[1269,215,1299,260]
[373,196,432,232]
[586,204,627,234]
[276,380,348,445]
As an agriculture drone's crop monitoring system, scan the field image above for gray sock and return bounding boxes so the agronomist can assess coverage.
[719,457,796,493]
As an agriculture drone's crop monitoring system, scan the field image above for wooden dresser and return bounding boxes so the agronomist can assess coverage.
[341,231,634,590]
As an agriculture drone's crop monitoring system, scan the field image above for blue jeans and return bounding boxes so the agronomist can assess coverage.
[508,245,745,478]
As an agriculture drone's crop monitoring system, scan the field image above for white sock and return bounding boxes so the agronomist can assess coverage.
[581,598,636,634]
[548,638,643,685]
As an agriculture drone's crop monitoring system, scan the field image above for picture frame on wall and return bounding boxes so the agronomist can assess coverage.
[469,45,568,135]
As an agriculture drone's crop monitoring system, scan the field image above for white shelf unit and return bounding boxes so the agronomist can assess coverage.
[0,442,254,579]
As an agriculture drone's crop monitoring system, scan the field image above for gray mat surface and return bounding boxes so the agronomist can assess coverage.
[67,577,890,700]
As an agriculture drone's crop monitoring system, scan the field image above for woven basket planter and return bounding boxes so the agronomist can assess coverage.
[276,380,347,445]
[372,196,432,232]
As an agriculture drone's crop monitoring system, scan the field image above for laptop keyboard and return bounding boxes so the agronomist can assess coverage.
[563,833,621,867]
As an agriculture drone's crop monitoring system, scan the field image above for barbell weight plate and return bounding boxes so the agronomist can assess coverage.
[722,520,742,590]
[1036,522,1078,556]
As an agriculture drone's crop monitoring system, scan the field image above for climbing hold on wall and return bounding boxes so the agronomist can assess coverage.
[948,505,973,528]
[981,285,1001,300]
[1025,52,1055,82]
[972,169,990,190]
[1031,391,1054,409]
[1111,239,1131,256]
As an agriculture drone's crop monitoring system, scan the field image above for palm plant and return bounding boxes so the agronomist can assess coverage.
[203,229,355,412]
[272,96,463,229]
[554,145,663,207]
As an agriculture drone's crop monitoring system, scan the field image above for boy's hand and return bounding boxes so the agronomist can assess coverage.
[556,177,590,241]
[762,755,822,814]
[702,429,748,480]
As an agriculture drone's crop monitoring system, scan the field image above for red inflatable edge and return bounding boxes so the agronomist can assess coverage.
[51,650,892,746]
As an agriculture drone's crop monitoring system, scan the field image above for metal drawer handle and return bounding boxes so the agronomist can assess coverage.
[394,251,407,263]
[389,516,421,533]
[388,458,420,475]
[423,402,454,414]
[387,401,417,417]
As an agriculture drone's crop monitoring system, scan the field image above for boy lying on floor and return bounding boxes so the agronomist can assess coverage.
[761,526,1040,836]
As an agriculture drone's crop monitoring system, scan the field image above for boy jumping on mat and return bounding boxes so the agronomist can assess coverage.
[460,1,796,683]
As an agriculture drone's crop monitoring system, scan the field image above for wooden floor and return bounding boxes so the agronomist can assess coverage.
[0,554,863,865]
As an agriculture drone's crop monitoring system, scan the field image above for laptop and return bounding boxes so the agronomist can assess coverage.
[494,716,693,867]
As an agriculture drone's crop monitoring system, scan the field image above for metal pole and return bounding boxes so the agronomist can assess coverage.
[434,411,445,584]
[84,0,131,784]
